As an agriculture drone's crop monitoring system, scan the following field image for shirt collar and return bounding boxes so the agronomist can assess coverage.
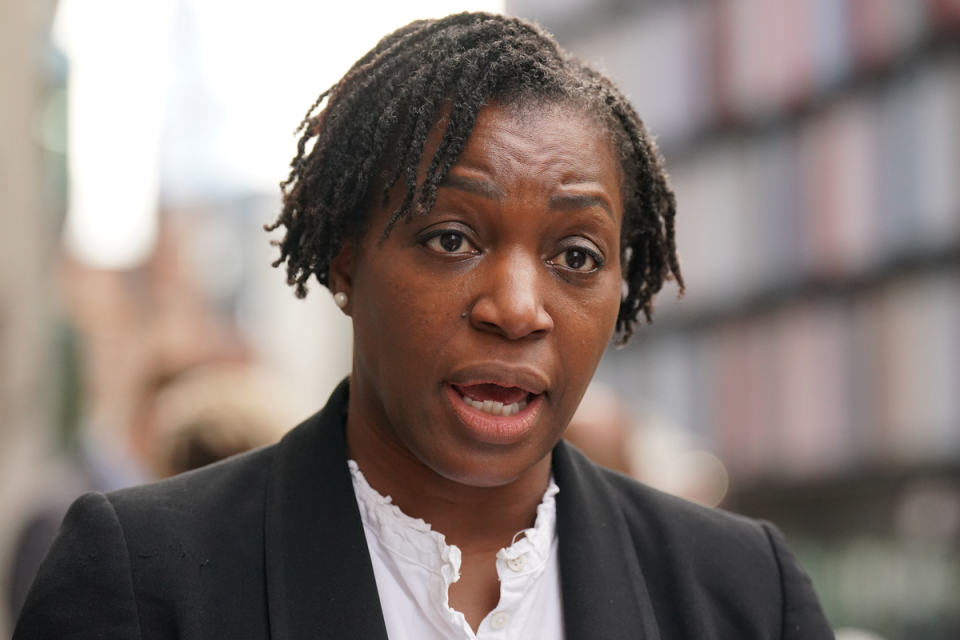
[348,459,559,582]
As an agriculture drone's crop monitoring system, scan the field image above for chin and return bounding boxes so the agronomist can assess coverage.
[428,458,544,489]
[409,427,559,490]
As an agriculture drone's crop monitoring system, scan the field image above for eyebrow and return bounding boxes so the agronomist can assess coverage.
[440,174,615,220]
[439,175,505,200]
[549,193,614,219]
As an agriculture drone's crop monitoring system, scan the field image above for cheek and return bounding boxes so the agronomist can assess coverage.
[545,270,622,408]
[556,271,621,350]
[352,253,462,378]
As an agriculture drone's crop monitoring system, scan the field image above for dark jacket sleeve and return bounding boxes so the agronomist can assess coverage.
[13,492,142,640]
[761,522,834,640]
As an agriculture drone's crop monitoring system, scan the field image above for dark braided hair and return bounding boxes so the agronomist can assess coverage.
[266,11,683,344]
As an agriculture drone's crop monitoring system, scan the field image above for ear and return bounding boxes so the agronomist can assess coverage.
[328,240,356,315]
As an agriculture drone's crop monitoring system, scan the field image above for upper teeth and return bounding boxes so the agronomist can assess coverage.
[461,394,528,417]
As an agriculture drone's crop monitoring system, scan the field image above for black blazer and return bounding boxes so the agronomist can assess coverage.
[14,380,833,639]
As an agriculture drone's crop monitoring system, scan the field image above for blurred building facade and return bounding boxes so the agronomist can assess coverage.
[506,0,960,638]
[0,0,63,635]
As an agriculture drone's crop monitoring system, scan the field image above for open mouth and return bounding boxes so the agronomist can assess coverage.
[451,383,530,417]
[445,382,544,444]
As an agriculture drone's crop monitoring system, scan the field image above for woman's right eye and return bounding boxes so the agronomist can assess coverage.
[424,231,477,255]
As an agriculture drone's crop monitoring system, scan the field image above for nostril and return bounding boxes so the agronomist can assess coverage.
[476,318,550,341]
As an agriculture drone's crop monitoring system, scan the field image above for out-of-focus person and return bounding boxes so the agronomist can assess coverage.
[5,361,296,622]
[562,383,633,475]
[565,382,729,508]
[132,364,299,479]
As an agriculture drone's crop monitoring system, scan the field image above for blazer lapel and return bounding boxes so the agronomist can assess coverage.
[553,441,661,640]
[262,380,659,639]
[264,378,389,640]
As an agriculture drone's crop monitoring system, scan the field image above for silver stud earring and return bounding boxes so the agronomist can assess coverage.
[334,292,348,309]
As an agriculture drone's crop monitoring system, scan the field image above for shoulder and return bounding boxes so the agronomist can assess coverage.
[558,441,774,564]
[13,491,142,638]
[597,465,781,599]
[599,466,773,556]
[596,464,834,639]
[555,441,833,637]
[100,443,278,570]
[14,446,280,638]
[106,441,277,523]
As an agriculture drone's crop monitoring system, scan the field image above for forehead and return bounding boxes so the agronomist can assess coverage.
[438,101,623,195]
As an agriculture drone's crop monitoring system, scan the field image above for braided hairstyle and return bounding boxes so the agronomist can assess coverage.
[266,12,683,344]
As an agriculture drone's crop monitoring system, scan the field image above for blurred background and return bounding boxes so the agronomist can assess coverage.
[1,0,958,638]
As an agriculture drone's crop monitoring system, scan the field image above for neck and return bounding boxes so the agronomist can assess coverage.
[345,399,551,554]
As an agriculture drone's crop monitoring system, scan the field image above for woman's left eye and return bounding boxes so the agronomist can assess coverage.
[550,247,599,272]
[424,231,477,254]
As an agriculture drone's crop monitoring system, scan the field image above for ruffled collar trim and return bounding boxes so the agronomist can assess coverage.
[348,459,559,583]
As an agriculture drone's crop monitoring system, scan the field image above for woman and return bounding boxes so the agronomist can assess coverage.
[15,12,832,639]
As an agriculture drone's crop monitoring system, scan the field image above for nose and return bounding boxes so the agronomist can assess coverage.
[469,251,554,340]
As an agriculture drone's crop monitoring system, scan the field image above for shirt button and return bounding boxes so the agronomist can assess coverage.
[506,554,526,572]
[491,611,510,630]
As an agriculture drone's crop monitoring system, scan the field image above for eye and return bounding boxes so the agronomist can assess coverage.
[424,231,478,255]
[550,247,599,272]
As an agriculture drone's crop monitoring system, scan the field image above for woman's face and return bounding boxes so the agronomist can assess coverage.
[335,102,624,487]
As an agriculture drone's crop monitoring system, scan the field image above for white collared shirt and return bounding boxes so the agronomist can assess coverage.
[348,460,565,640]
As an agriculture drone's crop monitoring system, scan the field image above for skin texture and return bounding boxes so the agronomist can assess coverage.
[329,102,624,631]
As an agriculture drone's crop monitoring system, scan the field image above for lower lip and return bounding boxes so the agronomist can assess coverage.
[444,384,544,445]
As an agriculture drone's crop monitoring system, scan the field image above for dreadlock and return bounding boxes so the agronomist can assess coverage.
[266,11,683,344]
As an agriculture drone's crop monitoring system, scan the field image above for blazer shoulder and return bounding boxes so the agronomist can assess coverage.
[600,467,770,551]
[600,467,781,585]
[88,444,278,637]
[598,467,833,639]
[99,443,278,578]
[106,441,277,521]
[14,492,142,639]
